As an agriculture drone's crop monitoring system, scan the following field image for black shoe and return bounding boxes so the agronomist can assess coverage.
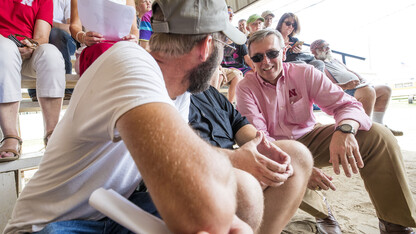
[379,219,415,234]
[28,89,37,102]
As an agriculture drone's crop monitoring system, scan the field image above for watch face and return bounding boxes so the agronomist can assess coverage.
[340,124,353,132]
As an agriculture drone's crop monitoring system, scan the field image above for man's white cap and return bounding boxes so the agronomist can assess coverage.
[151,0,247,45]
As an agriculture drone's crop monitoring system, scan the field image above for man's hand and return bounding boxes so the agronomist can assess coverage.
[18,39,36,60]
[329,131,364,177]
[307,167,336,191]
[340,80,359,90]
[197,215,253,234]
[231,131,293,188]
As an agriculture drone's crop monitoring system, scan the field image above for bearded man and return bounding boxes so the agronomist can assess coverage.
[5,1,266,233]
[311,39,402,136]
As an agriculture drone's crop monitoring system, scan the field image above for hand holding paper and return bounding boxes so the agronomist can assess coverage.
[78,0,135,41]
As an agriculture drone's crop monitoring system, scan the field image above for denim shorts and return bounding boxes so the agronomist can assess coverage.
[345,88,357,97]
[34,190,159,234]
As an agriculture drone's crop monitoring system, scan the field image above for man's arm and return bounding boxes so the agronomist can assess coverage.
[325,68,359,90]
[117,103,238,233]
[334,59,366,83]
[234,124,257,146]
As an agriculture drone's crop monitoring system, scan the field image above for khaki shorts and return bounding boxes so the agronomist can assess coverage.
[219,67,243,86]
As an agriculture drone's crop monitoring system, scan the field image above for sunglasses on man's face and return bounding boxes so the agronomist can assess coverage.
[250,50,281,63]
[284,21,296,28]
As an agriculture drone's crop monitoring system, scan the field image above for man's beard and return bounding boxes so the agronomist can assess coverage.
[316,50,332,61]
[186,44,221,93]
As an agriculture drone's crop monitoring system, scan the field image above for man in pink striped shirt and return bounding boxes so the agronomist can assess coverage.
[236,29,416,233]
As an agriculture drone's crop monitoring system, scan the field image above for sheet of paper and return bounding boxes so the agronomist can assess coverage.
[78,0,135,41]
[89,188,171,234]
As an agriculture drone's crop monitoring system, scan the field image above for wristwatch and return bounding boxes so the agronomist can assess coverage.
[335,124,356,134]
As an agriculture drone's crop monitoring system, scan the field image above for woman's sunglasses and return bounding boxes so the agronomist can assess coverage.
[250,50,281,63]
[284,21,296,28]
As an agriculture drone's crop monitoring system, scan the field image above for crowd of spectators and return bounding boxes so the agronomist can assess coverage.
[1,1,413,234]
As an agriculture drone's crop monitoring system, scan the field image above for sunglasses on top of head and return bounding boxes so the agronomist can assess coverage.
[250,50,281,63]
[284,21,296,28]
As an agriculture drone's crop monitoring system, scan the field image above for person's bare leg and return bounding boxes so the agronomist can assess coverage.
[353,86,376,116]
[259,140,313,234]
[38,97,62,139]
[0,102,20,158]
[373,85,391,112]
[235,169,264,232]
[227,73,242,103]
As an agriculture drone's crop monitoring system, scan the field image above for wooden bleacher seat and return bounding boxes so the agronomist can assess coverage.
[19,74,80,112]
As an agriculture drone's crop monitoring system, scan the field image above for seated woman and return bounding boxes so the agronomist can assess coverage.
[70,0,139,75]
[0,0,65,162]
[276,12,324,72]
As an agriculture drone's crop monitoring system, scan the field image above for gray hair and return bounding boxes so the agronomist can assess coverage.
[149,3,224,57]
[247,29,285,54]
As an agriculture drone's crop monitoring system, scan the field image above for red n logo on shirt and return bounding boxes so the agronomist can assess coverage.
[21,0,34,6]
[289,89,297,98]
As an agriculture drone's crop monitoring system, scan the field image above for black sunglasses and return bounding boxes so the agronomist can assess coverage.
[284,21,296,28]
[250,50,281,63]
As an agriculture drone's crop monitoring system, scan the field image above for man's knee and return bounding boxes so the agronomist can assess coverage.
[375,84,392,98]
[273,140,313,173]
[356,123,398,158]
[234,168,264,232]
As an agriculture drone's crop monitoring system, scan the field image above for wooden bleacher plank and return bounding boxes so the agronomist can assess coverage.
[0,151,43,173]
[21,74,80,89]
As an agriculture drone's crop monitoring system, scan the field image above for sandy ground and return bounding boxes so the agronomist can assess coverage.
[283,100,416,233]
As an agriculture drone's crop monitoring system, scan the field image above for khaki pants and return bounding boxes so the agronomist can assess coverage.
[297,123,416,227]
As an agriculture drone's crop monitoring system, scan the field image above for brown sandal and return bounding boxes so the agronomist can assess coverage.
[44,131,53,146]
[0,135,22,162]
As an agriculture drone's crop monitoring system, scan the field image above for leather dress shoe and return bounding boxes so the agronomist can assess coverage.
[315,199,342,234]
[379,219,415,234]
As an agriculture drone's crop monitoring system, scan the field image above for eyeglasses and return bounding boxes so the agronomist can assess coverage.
[284,21,296,28]
[213,38,236,51]
[250,50,281,63]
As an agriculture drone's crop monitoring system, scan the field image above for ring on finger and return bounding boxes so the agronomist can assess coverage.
[347,155,354,159]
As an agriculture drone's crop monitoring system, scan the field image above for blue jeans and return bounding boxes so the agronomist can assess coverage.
[28,28,76,97]
[34,191,160,234]
[49,28,77,74]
